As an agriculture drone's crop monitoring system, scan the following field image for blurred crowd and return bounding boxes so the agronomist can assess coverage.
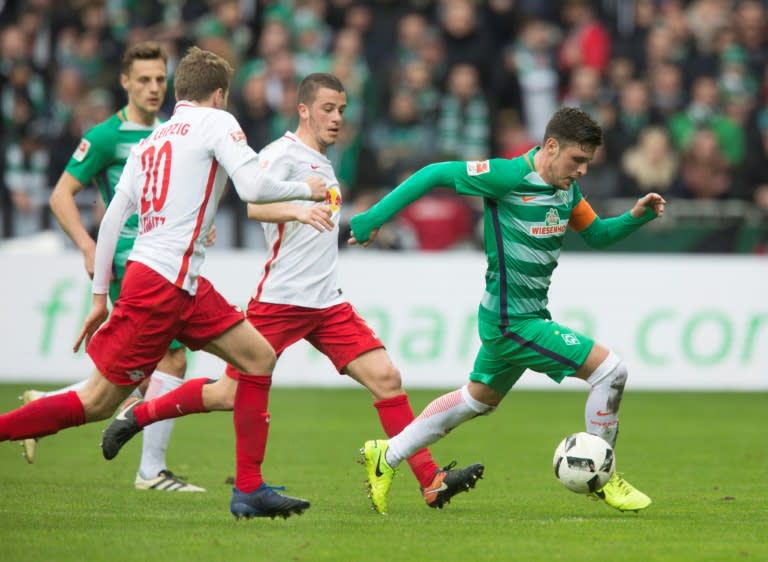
[0,0,767,251]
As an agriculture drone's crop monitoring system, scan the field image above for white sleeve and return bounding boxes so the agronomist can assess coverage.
[230,158,312,203]
[92,190,135,294]
[209,111,312,202]
[208,110,262,177]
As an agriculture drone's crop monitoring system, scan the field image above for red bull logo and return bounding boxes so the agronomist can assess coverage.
[326,185,342,212]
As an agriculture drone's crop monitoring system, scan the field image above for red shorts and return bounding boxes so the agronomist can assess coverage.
[225,301,384,380]
[88,261,245,385]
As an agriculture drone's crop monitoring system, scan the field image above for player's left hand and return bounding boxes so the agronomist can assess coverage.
[348,228,379,247]
[630,192,666,219]
[297,205,334,232]
[74,295,109,352]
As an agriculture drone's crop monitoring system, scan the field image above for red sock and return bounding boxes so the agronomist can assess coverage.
[374,393,439,488]
[234,374,272,493]
[0,391,85,441]
[134,377,210,428]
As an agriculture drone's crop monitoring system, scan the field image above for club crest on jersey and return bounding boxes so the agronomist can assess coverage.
[73,139,91,162]
[545,208,560,226]
[230,130,247,145]
[529,207,567,237]
[466,160,490,176]
[326,185,342,212]
[561,333,580,346]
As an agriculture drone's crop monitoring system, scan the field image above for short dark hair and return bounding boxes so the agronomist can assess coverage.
[174,46,233,102]
[544,107,603,149]
[121,41,168,75]
[297,73,345,107]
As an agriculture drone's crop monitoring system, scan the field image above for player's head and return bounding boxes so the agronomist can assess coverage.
[296,73,346,153]
[174,46,233,108]
[541,107,602,189]
[120,41,168,118]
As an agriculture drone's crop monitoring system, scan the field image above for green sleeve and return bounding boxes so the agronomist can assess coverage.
[579,208,656,249]
[64,125,114,185]
[453,157,530,199]
[349,161,464,242]
[350,157,529,242]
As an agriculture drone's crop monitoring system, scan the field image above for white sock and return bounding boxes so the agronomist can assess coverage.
[386,385,494,467]
[585,351,627,449]
[42,378,89,397]
[137,371,183,480]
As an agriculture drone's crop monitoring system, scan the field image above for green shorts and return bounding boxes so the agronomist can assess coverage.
[468,316,594,396]
[109,259,185,353]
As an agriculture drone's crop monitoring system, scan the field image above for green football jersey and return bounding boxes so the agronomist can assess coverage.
[64,107,160,277]
[453,147,584,324]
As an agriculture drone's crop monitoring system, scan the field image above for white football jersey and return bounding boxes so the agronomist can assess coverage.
[253,131,344,308]
[116,101,256,294]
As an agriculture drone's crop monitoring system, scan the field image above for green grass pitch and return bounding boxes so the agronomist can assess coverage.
[0,385,765,562]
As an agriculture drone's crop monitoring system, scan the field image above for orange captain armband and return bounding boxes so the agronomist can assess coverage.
[569,198,597,232]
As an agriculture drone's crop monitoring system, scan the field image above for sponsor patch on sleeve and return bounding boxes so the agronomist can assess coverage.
[229,130,247,145]
[466,160,490,176]
[72,139,91,162]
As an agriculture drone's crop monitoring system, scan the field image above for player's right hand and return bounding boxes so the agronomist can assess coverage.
[297,205,334,232]
[305,176,328,201]
[74,295,109,352]
[348,228,379,247]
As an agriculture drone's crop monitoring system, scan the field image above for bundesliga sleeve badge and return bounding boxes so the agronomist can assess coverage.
[466,160,490,176]
[72,139,91,162]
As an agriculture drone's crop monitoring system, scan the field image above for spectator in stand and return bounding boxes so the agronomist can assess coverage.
[642,25,685,78]
[399,59,441,124]
[603,79,662,163]
[675,128,732,200]
[495,110,537,160]
[558,0,611,77]
[686,0,730,66]
[0,25,47,127]
[3,119,50,237]
[612,0,656,70]
[561,65,603,120]
[367,88,435,186]
[193,0,253,61]
[436,64,490,161]
[576,142,621,201]
[386,12,430,88]
[733,0,768,83]
[235,71,274,152]
[328,27,373,129]
[619,126,679,197]
[717,44,759,109]
[503,18,559,141]
[605,56,636,102]
[438,0,495,88]
[263,47,300,126]
[668,74,745,166]
[743,108,768,211]
[649,61,685,119]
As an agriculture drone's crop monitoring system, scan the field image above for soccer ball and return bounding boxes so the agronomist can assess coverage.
[553,432,615,494]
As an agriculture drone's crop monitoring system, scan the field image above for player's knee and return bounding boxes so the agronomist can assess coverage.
[243,347,277,374]
[368,363,403,398]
